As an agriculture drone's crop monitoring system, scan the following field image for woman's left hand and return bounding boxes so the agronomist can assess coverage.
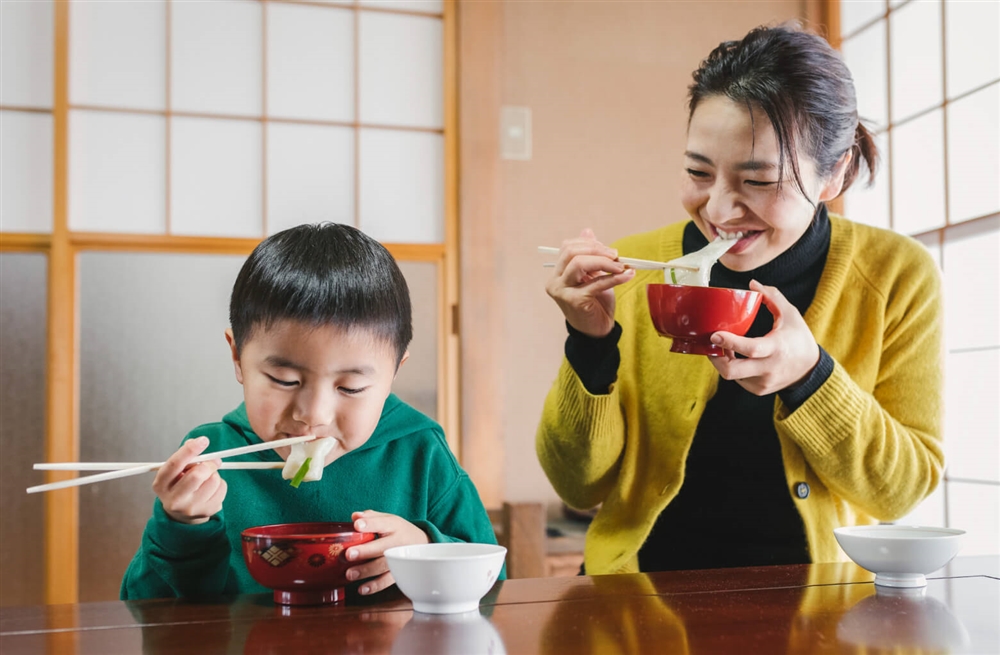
[709,280,820,396]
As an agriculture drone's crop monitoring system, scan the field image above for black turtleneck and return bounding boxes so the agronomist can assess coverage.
[565,205,834,572]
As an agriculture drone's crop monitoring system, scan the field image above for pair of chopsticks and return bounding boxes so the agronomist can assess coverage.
[538,246,699,272]
[27,434,315,494]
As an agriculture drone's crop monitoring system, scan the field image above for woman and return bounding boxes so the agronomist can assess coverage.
[537,24,944,575]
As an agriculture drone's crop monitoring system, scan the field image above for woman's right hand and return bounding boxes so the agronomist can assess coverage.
[545,229,636,338]
[153,436,227,525]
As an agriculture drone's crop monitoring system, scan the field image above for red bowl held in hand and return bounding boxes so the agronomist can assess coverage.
[242,522,375,606]
[647,283,762,356]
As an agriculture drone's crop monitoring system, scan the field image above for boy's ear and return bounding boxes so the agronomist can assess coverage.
[225,328,245,384]
[394,350,410,378]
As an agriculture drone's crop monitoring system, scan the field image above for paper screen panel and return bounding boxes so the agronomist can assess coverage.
[944,349,999,483]
[358,0,444,13]
[170,116,262,237]
[359,128,444,243]
[78,252,246,602]
[359,12,443,129]
[890,108,945,234]
[0,0,53,108]
[170,0,262,117]
[68,109,166,234]
[943,225,1000,352]
[266,3,354,122]
[843,130,889,230]
[266,123,354,235]
[946,482,999,556]
[842,22,888,131]
[1,111,54,234]
[69,0,166,110]
[946,0,1000,100]
[839,0,884,38]
[947,84,1000,224]
[0,254,47,607]
[889,0,943,123]
[392,261,439,421]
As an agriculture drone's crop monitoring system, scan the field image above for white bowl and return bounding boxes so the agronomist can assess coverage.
[385,543,507,614]
[833,525,965,588]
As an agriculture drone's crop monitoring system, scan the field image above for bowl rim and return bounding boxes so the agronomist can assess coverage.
[241,521,367,541]
[834,525,966,539]
[384,543,507,562]
[646,282,762,295]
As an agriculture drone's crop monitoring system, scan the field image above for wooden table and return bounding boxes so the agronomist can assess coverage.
[2,556,997,654]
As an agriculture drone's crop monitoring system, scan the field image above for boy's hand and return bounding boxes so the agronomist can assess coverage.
[345,510,430,596]
[152,436,227,525]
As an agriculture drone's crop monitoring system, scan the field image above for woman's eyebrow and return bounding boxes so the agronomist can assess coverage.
[735,160,778,171]
[684,151,713,165]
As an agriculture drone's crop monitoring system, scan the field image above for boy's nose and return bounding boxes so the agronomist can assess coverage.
[292,389,335,429]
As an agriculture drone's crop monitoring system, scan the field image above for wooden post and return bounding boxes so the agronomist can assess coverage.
[502,502,546,579]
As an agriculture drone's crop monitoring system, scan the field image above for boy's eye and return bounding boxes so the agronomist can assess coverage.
[266,374,298,387]
[339,386,367,395]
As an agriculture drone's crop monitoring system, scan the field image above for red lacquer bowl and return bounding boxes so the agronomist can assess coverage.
[241,522,375,606]
[647,283,762,356]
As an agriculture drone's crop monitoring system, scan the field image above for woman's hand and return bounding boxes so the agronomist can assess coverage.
[545,229,636,338]
[344,510,431,596]
[153,436,227,525]
[709,280,820,396]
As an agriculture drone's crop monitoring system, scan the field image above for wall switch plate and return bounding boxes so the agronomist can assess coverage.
[500,106,532,160]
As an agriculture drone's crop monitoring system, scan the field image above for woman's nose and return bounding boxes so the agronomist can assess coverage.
[705,185,745,223]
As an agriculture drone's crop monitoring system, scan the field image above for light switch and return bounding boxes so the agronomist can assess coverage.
[500,106,532,160]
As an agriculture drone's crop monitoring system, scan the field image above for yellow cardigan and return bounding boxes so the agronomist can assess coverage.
[536,215,944,575]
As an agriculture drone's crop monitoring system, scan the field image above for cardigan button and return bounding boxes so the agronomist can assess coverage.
[794,482,810,499]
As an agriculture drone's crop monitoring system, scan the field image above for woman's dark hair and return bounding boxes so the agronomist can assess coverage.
[688,23,878,200]
[229,222,412,365]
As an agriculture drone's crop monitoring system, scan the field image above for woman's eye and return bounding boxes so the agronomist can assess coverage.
[339,386,367,395]
[266,374,298,387]
[686,168,710,178]
[745,180,777,187]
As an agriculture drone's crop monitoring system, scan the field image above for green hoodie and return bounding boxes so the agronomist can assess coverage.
[121,394,502,600]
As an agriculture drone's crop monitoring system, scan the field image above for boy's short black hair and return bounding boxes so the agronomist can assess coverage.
[229,222,412,364]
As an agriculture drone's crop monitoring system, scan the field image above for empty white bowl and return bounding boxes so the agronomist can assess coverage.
[833,525,965,588]
[385,543,506,614]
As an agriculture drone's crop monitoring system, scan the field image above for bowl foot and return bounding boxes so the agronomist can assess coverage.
[874,573,927,588]
[412,600,481,615]
[669,339,724,357]
[274,587,345,605]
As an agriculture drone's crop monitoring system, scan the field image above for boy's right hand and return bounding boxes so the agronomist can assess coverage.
[545,229,635,338]
[152,436,227,525]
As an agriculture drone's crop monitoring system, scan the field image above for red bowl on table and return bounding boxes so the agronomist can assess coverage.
[647,283,762,356]
[242,522,375,606]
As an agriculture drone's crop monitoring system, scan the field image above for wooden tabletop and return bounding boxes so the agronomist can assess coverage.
[2,556,997,654]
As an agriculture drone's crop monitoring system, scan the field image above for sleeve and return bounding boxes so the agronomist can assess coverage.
[120,499,238,600]
[565,321,622,395]
[778,347,835,411]
[535,357,627,511]
[416,471,507,580]
[775,253,945,521]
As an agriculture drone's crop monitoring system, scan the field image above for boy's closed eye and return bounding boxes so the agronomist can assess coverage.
[265,373,298,387]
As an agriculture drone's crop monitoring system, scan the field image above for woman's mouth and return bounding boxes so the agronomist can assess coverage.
[708,224,764,254]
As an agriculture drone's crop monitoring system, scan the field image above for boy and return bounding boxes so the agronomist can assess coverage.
[121,223,501,600]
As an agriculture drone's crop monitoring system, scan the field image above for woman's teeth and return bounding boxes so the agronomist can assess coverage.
[717,229,745,240]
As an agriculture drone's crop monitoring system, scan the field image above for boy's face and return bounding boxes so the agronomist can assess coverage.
[225,320,406,466]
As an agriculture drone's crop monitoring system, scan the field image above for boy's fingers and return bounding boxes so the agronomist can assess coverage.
[353,513,399,535]
[345,556,390,583]
[155,437,209,487]
[357,571,395,596]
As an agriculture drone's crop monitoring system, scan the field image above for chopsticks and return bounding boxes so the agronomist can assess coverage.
[538,246,699,272]
[26,434,315,494]
[34,462,284,471]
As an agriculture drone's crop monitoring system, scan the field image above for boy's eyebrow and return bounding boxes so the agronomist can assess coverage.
[263,355,374,376]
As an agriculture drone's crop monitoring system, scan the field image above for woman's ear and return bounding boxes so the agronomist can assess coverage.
[225,328,245,384]
[818,150,853,202]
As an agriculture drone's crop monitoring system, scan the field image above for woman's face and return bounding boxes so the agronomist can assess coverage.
[680,95,844,272]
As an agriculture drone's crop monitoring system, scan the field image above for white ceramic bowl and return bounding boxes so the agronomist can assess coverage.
[385,543,506,614]
[833,525,965,588]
